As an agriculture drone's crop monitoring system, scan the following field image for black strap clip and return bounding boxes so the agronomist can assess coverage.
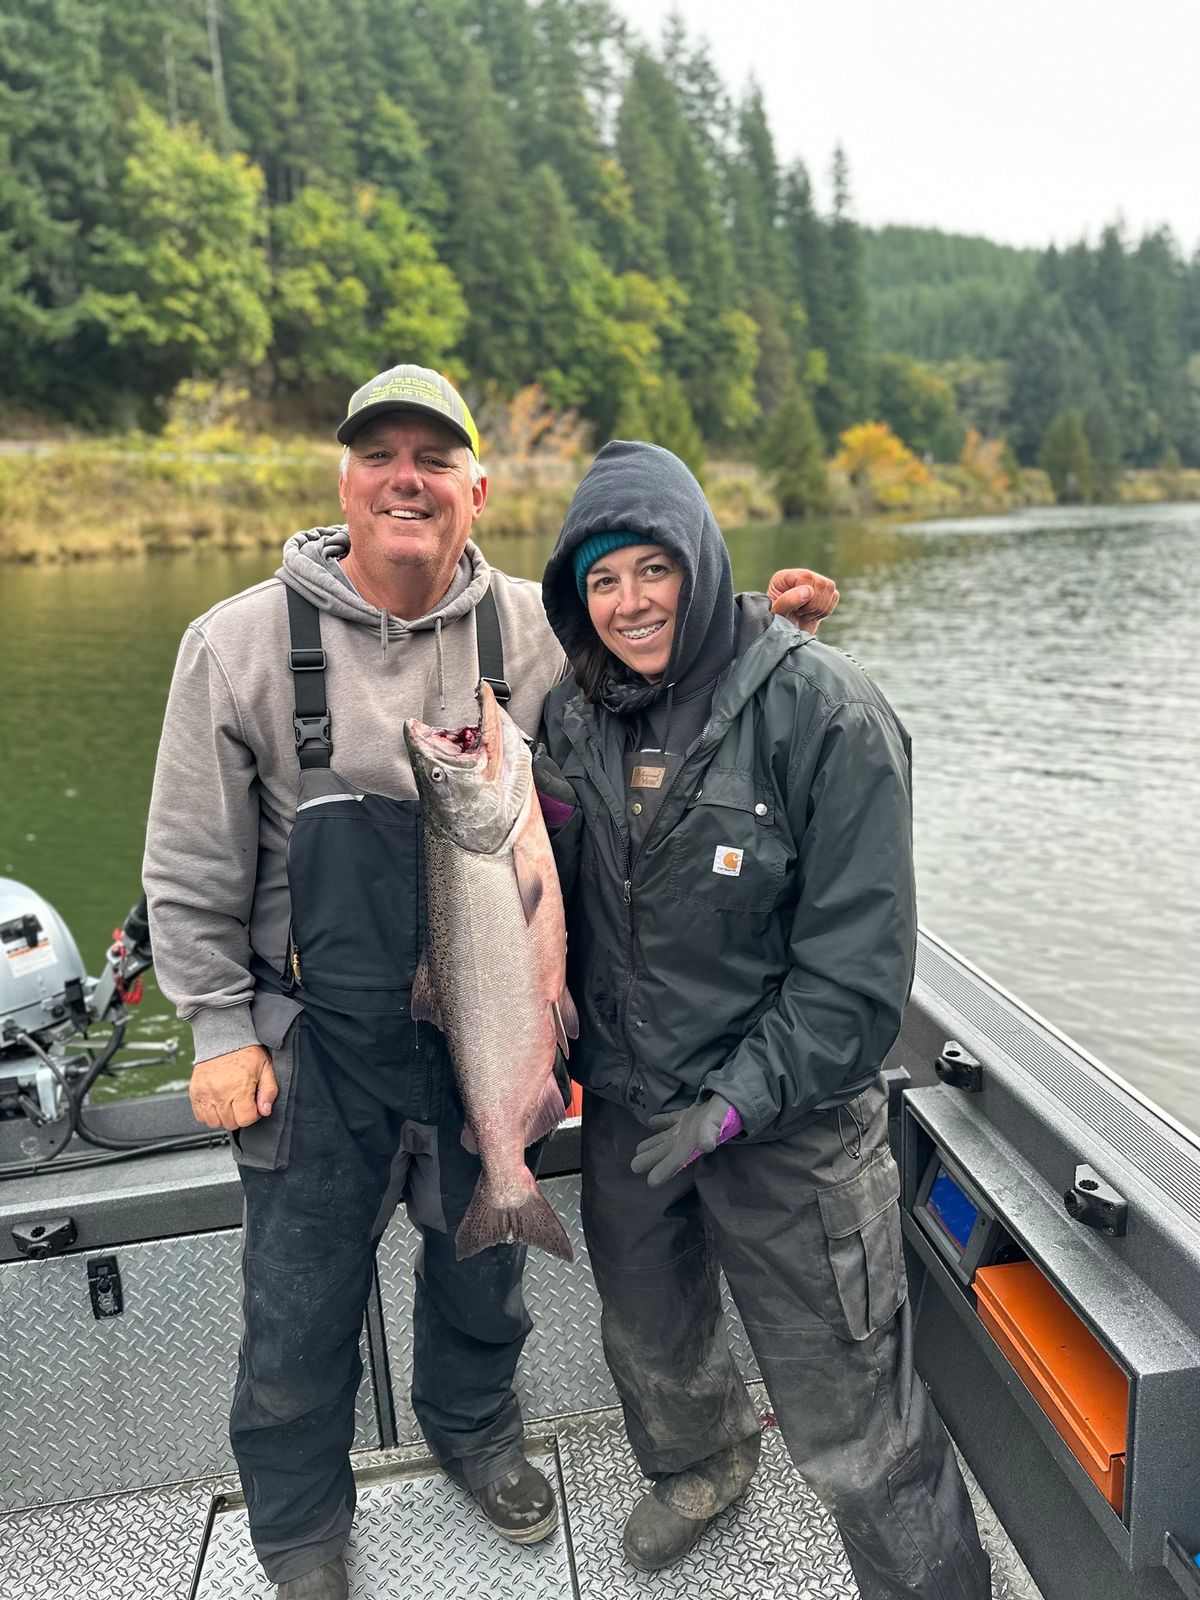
[293,712,332,751]
[480,675,512,707]
[289,647,327,673]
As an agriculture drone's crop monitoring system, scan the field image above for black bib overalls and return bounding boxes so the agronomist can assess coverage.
[228,589,536,1587]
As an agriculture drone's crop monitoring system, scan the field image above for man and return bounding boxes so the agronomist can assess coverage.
[143,364,836,1600]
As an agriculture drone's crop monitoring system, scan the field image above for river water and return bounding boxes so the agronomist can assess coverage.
[1,502,1196,1131]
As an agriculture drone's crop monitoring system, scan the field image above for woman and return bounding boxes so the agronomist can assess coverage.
[540,441,990,1600]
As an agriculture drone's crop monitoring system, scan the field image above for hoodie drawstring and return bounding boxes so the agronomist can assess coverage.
[435,616,446,711]
[379,607,389,659]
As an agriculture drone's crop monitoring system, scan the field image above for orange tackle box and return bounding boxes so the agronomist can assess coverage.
[974,1259,1129,1514]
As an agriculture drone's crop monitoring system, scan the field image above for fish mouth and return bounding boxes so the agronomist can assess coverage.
[408,721,484,762]
[407,682,502,771]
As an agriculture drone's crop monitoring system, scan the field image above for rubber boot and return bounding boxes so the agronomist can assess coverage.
[276,1556,348,1599]
[474,1457,559,1545]
[624,1430,762,1572]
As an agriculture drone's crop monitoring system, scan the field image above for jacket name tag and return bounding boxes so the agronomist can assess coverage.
[631,764,666,789]
[712,846,744,877]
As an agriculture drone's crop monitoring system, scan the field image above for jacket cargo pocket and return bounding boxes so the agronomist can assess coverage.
[818,1150,907,1341]
[231,991,304,1172]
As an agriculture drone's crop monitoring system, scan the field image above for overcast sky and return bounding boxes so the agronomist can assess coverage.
[611,0,1200,253]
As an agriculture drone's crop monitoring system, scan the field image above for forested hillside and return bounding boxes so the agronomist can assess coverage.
[2,0,1199,502]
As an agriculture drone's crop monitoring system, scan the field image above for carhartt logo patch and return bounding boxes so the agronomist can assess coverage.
[712,846,743,877]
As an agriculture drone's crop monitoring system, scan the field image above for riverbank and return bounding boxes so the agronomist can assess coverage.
[3,434,1197,564]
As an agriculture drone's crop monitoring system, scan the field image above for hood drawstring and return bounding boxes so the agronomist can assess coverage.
[379,607,389,659]
[661,682,675,756]
[435,617,446,711]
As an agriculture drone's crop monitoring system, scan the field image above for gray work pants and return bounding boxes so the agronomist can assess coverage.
[581,1080,991,1600]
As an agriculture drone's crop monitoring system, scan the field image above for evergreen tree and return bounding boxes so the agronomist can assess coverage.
[823,147,874,433]
[1083,397,1121,499]
[1006,291,1096,463]
[758,383,829,516]
[1039,410,1094,502]
[616,373,706,480]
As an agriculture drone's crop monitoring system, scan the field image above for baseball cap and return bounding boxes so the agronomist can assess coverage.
[336,363,479,455]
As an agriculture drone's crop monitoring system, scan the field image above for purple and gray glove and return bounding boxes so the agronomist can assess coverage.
[531,743,576,830]
[630,1094,744,1188]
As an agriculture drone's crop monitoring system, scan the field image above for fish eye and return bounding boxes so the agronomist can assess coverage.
[430,767,446,783]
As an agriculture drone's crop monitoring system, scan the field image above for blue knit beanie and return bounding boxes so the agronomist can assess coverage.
[573,530,648,600]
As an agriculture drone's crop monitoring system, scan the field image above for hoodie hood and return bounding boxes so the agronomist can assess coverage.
[279,525,488,680]
[542,442,736,716]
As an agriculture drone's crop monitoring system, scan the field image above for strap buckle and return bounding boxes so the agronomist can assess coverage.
[289,648,327,673]
[480,675,511,707]
[293,712,331,750]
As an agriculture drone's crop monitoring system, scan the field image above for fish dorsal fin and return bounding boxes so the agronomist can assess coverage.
[411,952,443,1029]
[513,835,544,924]
[525,1072,568,1146]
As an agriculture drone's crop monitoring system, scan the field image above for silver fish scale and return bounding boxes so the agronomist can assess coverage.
[423,829,554,1171]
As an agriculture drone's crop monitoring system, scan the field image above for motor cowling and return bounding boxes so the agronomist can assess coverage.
[0,879,89,1052]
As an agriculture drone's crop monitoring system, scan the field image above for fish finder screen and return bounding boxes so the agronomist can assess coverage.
[927,1168,978,1252]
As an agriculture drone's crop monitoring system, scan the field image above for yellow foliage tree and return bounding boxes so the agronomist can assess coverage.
[958,428,1012,492]
[832,422,932,501]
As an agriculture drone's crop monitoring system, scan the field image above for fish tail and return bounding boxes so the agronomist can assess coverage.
[455,1173,573,1263]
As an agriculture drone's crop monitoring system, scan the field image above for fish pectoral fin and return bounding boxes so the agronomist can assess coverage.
[558,983,580,1041]
[551,1001,569,1056]
[525,1072,569,1146]
[411,953,443,1029]
[512,837,545,925]
[460,1124,481,1155]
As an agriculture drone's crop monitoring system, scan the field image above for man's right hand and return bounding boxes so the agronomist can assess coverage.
[190,1045,278,1130]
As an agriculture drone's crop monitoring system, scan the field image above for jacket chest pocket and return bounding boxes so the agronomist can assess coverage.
[662,767,791,914]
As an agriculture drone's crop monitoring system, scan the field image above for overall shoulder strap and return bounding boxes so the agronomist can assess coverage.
[285,585,332,769]
[474,582,510,706]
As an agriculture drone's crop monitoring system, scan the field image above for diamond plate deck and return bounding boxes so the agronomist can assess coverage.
[561,1407,859,1600]
[375,1174,759,1442]
[0,1404,1044,1600]
[194,1445,571,1599]
[0,1229,379,1512]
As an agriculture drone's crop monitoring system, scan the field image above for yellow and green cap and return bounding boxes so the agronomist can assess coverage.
[336,363,479,455]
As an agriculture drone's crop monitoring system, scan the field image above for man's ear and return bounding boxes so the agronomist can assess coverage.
[471,471,489,521]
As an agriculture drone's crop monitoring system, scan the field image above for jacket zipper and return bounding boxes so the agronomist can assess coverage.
[617,752,697,1104]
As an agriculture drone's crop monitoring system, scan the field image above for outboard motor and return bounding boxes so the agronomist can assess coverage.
[0,879,91,1121]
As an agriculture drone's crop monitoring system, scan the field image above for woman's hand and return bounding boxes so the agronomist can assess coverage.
[630,1094,743,1187]
[767,568,840,633]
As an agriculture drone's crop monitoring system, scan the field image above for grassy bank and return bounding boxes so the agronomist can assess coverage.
[3,437,1194,565]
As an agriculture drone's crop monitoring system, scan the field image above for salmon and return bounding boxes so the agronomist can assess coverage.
[403,682,577,1262]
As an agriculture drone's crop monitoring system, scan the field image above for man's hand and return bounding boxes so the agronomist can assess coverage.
[767,568,840,633]
[190,1045,278,1131]
[630,1094,744,1188]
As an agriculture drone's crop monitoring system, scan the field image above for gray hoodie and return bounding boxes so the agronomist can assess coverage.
[142,528,567,1064]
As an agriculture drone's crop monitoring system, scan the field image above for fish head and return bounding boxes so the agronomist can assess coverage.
[404,680,532,852]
